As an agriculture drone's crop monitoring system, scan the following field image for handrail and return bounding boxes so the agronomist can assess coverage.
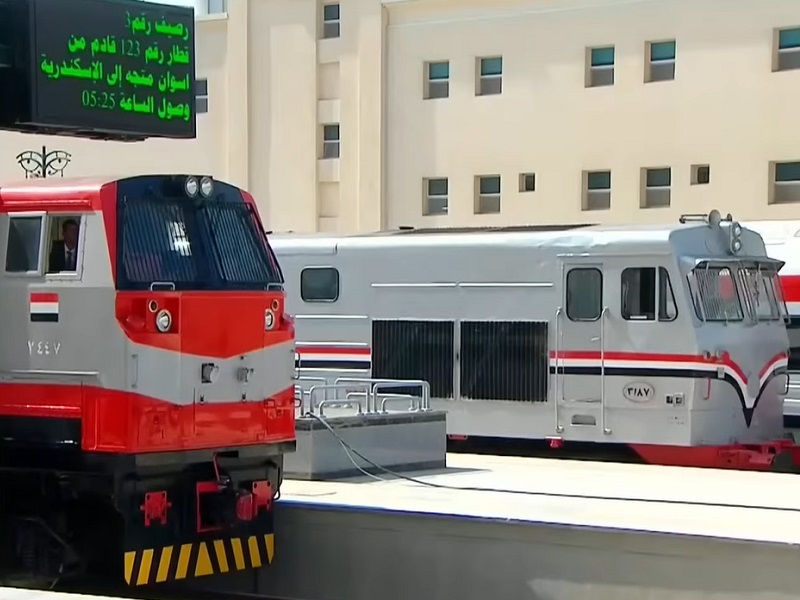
[333,377,431,412]
[317,397,364,417]
[379,394,419,413]
[307,383,371,415]
[554,306,563,433]
[600,306,611,435]
[372,380,430,411]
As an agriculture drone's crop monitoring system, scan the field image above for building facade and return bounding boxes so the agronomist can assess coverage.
[2,0,800,233]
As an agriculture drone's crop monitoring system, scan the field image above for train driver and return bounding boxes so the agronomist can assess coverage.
[48,218,80,273]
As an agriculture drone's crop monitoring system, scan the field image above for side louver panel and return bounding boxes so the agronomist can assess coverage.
[371,320,455,399]
[460,320,548,402]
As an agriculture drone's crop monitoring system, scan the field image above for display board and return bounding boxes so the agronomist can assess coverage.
[0,0,196,140]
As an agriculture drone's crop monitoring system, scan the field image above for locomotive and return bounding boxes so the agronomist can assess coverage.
[0,174,296,588]
[271,210,800,472]
[741,220,800,425]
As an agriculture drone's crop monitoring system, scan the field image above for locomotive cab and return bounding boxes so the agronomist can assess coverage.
[0,175,296,588]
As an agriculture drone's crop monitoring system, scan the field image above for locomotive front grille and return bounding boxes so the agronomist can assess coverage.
[460,320,548,402]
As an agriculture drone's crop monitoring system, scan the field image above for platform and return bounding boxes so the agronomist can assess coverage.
[279,453,800,544]
[178,453,800,600]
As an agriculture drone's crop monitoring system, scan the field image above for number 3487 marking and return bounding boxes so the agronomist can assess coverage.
[81,90,116,110]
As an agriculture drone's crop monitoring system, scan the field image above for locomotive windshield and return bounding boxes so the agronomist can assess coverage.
[116,176,283,291]
[687,261,786,322]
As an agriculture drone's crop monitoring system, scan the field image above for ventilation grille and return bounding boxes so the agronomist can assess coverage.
[371,320,454,399]
[460,320,548,402]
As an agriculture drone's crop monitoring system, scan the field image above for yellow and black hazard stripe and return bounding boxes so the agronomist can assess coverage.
[124,533,275,586]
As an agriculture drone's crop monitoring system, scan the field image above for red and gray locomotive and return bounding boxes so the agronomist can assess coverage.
[0,174,296,587]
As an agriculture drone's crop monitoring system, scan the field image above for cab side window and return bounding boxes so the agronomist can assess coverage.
[621,266,677,321]
[301,267,339,302]
[5,215,44,273]
[46,216,82,275]
[566,267,602,321]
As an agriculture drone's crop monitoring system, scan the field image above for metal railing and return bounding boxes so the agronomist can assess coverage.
[294,376,431,417]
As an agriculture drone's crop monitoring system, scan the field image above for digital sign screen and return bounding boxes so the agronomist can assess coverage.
[2,0,196,140]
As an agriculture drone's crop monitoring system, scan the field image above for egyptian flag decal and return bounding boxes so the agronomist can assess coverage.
[30,292,59,323]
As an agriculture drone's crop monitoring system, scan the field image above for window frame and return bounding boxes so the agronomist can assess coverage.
[475,174,501,214]
[587,46,615,87]
[322,3,340,39]
[620,266,678,323]
[771,160,800,204]
[686,263,745,323]
[195,78,209,114]
[519,173,536,193]
[423,177,448,216]
[321,123,340,159]
[645,40,676,83]
[476,56,503,96]
[206,0,227,13]
[774,27,800,72]
[300,266,340,303]
[45,214,87,280]
[641,167,672,209]
[4,212,49,277]
[583,170,611,211]
[424,60,450,99]
[566,267,603,322]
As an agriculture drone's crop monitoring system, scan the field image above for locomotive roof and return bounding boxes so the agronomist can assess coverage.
[0,175,125,211]
[268,220,729,254]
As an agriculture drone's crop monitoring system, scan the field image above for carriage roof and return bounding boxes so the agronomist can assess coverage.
[268,220,743,256]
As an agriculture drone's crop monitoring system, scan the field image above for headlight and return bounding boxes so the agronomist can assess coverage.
[156,309,172,332]
[185,176,199,197]
[200,176,214,197]
[264,309,275,330]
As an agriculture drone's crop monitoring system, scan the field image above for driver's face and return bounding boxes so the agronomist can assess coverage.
[63,224,78,248]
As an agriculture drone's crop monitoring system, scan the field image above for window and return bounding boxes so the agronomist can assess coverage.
[519,173,535,193]
[475,175,501,214]
[5,215,43,273]
[116,177,282,291]
[646,40,676,82]
[566,268,602,321]
[738,266,785,321]
[322,3,340,39]
[771,161,800,204]
[207,0,227,13]
[46,215,83,275]
[621,267,677,322]
[583,170,611,211]
[423,178,448,215]
[321,124,340,159]
[642,167,671,208]
[775,27,800,71]
[587,46,614,87]
[301,267,339,302]
[195,78,208,114]
[691,164,710,185]
[424,61,449,99]
[477,57,502,96]
[686,265,743,322]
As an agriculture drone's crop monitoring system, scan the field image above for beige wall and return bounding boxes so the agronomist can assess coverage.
[5,0,800,233]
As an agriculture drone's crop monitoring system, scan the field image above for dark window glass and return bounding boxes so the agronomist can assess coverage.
[301,267,339,302]
[566,268,602,321]
[6,216,42,273]
[116,176,282,291]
